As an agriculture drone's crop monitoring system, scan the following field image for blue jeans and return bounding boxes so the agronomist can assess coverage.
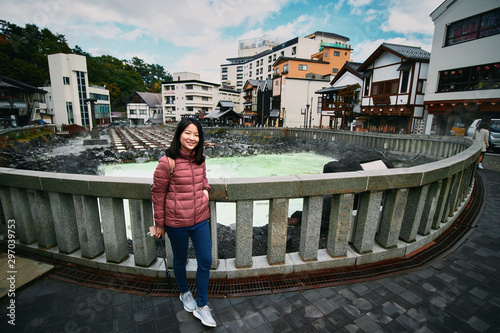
[165,219,212,307]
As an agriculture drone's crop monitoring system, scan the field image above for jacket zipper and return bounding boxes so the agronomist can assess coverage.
[190,156,197,225]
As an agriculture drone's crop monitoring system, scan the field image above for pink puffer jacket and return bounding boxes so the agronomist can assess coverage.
[151,151,210,228]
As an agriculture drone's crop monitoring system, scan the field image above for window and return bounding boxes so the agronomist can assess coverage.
[445,8,500,46]
[364,76,370,96]
[222,75,227,80]
[222,67,228,73]
[268,56,272,62]
[186,84,193,89]
[275,68,280,76]
[130,109,137,115]
[268,65,271,72]
[63,77,70,85]
[237,74,243,79]
[186,96,194,101]
[187,107,194,112]
[249,71,252,77]
[324,52,328,58]
[437,63,500,92]
[283,64,289,74]
[298,64,308,71]
[260,68,263,74]
[237,66,243,72]
[417,80,427,94]
[237,81,243,86]
[332,68,339,74]
[371,80,399,95]
[401,70,410,93]
[273,54,276,61]
[140,110,147,115]
[66,102,74,124]
[334,51,340,56]
[292,47,296,55]
[202,97,209,101]
[249,63,252,69]
[281,51,284,57]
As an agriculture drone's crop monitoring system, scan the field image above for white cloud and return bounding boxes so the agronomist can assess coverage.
[381,0,443,35]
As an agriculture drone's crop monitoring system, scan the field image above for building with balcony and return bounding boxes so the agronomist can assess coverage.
[126,92,162,126]
[221,31,351,91]
[43,53,111,129]
[316,62,364,130]
[357,43,430,134]
[0,75,48,128]
[424,0,500,136]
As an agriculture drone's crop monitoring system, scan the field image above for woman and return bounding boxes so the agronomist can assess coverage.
[151,118,216,327]
[473,121,489,169]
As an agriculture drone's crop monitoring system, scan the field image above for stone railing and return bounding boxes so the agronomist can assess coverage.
[0,128,481,279]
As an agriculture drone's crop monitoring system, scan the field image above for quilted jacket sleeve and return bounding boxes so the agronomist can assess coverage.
[151,156,171,227]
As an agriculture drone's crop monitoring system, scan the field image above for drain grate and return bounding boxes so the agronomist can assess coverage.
[45,175,484,297]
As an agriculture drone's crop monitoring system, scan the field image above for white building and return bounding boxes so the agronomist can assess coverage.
[162,72,242,122]
[424,0,500,135]
[221,31,351,91]
[43,53,111,129]
[357,43,430,134]
[126,92,162,126]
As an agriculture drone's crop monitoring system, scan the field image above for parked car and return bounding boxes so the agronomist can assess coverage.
[466,118,500,152]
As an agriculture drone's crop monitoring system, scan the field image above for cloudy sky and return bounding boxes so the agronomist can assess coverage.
[1,0,444,82]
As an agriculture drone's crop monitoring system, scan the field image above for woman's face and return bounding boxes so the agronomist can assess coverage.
[179,123,199,153]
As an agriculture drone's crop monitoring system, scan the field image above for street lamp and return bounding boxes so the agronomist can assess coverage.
[305,103,310,128]
[84,98,99,139]
[282,107,286,127]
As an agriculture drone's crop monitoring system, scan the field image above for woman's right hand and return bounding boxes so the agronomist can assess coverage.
[155,226,165,238]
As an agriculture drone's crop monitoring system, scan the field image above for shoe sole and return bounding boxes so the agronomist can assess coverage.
[180,295,195,313]
[193,310,217,327]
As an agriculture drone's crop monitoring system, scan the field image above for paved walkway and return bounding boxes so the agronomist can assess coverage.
[1,155,500,332]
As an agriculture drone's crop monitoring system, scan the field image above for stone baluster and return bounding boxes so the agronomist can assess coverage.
[433,176,452,228]
[48,192,79,254]
[73,194,105,259]
[400,185,429,242]
[418,181,443,236]
[299,195,323,261]
[352,191,383,253]
[377,188,408,248]
[209,201,218,269]
[235,200,253,268]
[0,186,14,236]
[10,187,37,244]
[27,189,56,249]
[267,198,288,265]
[327,193,354,257]
[129,199,156,267]
[99,197,129,263]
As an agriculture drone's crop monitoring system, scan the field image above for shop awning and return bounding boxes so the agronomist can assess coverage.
[270,109,280,117]
[315,85,347,94]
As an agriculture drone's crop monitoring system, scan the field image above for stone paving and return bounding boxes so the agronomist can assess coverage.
[1,156,499,332]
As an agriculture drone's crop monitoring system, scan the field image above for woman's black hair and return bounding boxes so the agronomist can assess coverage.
[477,121,490,131]
[165,117,205,165]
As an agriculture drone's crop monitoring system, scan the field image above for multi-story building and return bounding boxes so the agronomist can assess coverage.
[357,43,430,134]
[126,92,162,126]
[162,72,242,123]
[43,53,111,129]
[221,31,351,91]
[424,0,500,135]
[316,62,364,130]
[0,75,48,128]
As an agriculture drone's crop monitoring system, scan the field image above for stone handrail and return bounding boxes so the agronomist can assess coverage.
[0,128,481,279]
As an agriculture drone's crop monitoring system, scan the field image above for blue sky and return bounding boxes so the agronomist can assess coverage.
[1,0,444,82]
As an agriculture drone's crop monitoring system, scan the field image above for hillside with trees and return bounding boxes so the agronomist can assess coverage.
[0,20,172,113]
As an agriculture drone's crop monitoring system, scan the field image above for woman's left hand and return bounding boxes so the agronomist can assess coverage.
[203,189,209,200]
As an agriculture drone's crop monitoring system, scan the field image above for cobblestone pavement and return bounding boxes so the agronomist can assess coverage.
[1,160,499,332]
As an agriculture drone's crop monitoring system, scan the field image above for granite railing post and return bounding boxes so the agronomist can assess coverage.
[267,198,288,265]
[209,201,218,269]
[433,176,452,228]
[327,193,354,257]
[400,185,429,242]
[10,187,37,244]
[376,188,408,248]
[352,191,383,253]
[235,200,253,268]
[99,197,129,263]
[73,194,105,259]
[419,181,442,236]
[299,195,323,261]
[129,199,156,267]
[27,189,56,249]
[48,192,79,254]
[445,173,461,219]
[0,186,14,236]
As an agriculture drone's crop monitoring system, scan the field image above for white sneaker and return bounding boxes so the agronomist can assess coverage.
[193,305,217,327]
[478,163,484,169]
[179,291,196,312]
